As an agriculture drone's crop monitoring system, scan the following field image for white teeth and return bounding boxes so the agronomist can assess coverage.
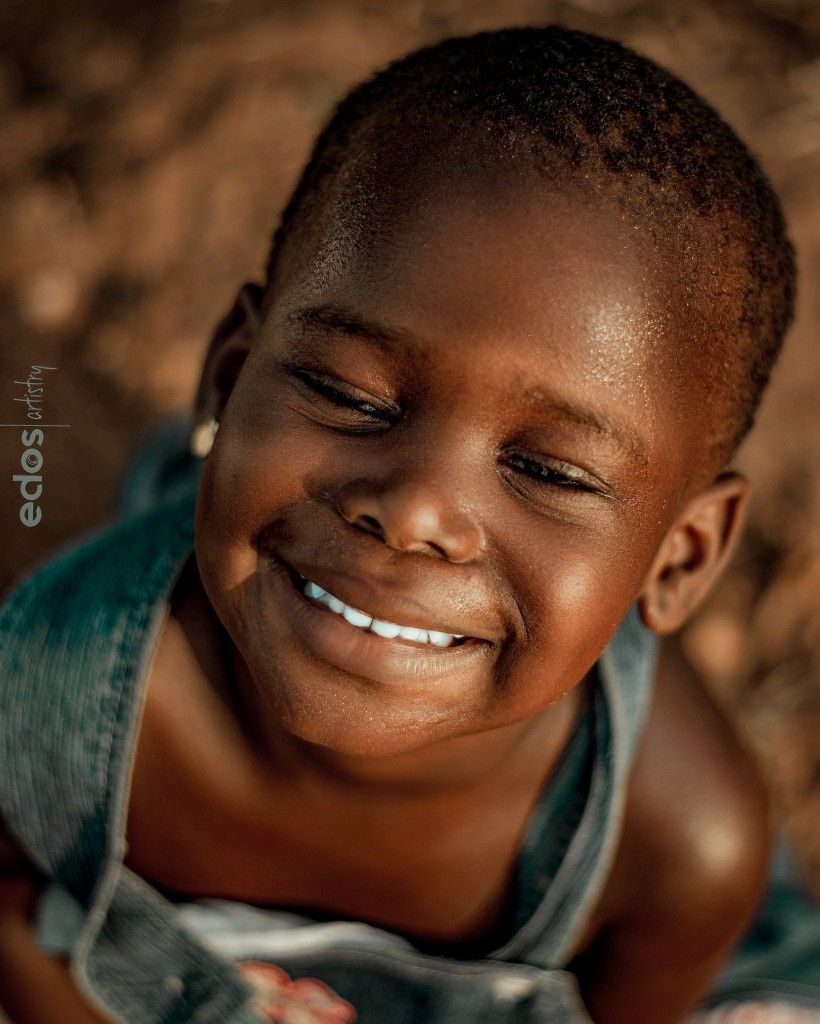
[298,574,462,647]
[399,626,427,643]
[343,606,372,628]
[371,619,402,638]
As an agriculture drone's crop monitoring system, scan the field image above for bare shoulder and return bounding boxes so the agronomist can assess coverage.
[583,633,772,953]
[571,637,773,1023]
[585,630,769,937]
[624,636,771,924]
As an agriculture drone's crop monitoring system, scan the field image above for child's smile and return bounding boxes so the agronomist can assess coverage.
[273,561,489,686]
[295,571,469,647]
[194,165,704,761]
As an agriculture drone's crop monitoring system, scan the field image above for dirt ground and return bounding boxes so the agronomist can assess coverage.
[0,0,818,889]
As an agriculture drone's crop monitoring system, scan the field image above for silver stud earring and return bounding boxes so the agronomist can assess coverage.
[190,416,219,458]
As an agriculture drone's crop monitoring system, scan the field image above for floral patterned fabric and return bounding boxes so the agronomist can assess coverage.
[239,963,357,1024]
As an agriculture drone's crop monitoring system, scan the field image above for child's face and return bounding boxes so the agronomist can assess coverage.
[195,169,715,758]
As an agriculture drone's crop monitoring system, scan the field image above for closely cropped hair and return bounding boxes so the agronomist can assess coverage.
[264,25,796,459]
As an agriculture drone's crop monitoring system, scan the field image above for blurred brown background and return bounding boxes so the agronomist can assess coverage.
[0,0,818,887]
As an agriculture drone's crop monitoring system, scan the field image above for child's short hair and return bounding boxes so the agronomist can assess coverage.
[262,25,795,465]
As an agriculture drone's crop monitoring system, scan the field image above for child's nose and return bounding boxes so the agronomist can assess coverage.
[334,472,484,564]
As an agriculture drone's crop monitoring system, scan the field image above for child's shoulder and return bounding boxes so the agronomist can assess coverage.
[0,478,198,883]
[574,637,771,1020]
[0,477,197,747]
[625,637,771,913]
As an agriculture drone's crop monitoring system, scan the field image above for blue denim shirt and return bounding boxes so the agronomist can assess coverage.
[0,453,662,1024]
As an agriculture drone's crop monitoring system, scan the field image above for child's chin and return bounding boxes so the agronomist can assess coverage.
[263,677,468,759]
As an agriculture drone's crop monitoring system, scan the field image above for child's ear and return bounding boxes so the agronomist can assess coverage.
[192,281,265,433]
[637,472,749,635]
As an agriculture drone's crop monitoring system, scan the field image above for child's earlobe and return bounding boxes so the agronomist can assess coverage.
[638,472,749,635]
[190,416,219,458]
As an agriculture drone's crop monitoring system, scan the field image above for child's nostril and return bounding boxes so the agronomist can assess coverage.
[353,514,385,541]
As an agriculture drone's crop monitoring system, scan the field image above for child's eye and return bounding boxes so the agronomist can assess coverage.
[502,451,602,495]
[292,369,400,428]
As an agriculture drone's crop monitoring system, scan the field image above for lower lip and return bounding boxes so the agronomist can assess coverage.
[267,560,490,688]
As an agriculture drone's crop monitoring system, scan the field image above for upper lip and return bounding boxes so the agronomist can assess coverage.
[275,553,501,644]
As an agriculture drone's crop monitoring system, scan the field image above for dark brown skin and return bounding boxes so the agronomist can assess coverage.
[0,168,771,1023]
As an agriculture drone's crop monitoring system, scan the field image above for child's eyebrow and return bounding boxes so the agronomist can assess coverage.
[516,385,648,463]
[286,305,412,352]
[286,303,647,462]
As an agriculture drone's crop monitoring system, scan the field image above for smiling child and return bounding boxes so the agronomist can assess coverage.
[1,23,817,1024]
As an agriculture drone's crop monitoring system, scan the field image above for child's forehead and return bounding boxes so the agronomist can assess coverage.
[281,162,695,388]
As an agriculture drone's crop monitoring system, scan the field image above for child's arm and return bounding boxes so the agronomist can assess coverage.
[0,820,115,1024]
[571,639,772,1024]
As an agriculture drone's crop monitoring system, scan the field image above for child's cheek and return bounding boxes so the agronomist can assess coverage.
[499,522,650,709]
[215,377,330,509]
